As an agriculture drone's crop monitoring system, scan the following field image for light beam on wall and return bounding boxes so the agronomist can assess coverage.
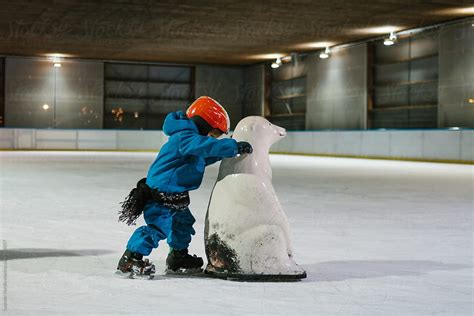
[435,6,474,15]
[294,41,335,50]
[351,25,403,35]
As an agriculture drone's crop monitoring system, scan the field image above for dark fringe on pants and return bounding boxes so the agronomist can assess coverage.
[118,178,190,226]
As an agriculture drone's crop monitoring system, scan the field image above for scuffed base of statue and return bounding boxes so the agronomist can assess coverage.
[204,264,307,282]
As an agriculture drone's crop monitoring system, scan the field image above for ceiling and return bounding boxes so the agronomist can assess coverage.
[0,0,472,65]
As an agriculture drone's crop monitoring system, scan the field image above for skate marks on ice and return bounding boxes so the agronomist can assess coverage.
[2,240,7,311]
[302,260,471,282]
[1,248,114,261]
[7,247,114,310]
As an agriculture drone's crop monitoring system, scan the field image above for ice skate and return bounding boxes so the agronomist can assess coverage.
[116,250,156,279]
[165,248,204,274]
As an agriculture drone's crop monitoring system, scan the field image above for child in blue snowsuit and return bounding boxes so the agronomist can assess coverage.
[117,97,252,276]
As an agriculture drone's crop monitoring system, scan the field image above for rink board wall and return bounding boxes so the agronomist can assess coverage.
[0,128,472,162]
[271,130,473,162]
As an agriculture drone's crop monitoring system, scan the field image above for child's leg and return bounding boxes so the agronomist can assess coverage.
[167,208,196,250]
[126,204,173,256]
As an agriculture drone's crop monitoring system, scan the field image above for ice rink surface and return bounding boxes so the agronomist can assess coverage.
[0,151,472,315]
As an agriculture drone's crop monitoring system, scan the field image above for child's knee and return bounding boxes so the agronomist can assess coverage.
[172,209,196,226]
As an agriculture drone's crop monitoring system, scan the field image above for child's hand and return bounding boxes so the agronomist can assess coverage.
[237,141,253,155]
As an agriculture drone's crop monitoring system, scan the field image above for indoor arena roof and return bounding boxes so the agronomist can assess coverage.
[0,0,472,64]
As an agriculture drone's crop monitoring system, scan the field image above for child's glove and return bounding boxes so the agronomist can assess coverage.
[237,141,253,154]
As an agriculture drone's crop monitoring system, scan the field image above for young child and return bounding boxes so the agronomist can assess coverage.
[117,96,253,277]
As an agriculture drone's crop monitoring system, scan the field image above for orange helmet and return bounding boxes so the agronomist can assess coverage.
[186,96,230,134]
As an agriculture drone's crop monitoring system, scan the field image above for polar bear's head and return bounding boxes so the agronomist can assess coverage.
[232,116,286,150]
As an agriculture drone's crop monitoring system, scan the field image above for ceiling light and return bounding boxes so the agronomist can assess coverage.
[435,6,474,15]
[458,7,474,14]
[247,53,284,61]
[45,53,73,58]
[42,104,50,110]
[384,32,397,46]
[294,41,335,49]
[319,47,330,59]
[49,56,62,67]
[271,57,282,68]
[352,25,403,35]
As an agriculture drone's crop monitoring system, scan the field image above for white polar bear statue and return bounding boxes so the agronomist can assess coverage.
[204,116,306,280]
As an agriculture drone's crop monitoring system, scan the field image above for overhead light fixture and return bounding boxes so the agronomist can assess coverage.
[42,104,50,110]
[384,32,397,46]
[319,47,330,59]
[49,56,62,67]
[271,57,282,68]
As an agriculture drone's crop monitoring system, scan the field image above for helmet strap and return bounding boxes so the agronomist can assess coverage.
[189,115,212,136]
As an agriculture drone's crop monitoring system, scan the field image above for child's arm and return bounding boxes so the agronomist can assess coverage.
[204,157,222,166]
[204,141,253,165]
[179,132,238,158]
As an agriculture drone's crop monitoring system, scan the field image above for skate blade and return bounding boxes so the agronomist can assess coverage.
[165,267,203,275]
[115,270,155,280]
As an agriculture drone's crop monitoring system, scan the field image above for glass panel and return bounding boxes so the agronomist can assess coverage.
[104,63,193,130]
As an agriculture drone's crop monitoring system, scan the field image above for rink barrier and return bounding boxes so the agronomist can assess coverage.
[270,129,473,164]
[0,128,472,163]
[270,152,472,165]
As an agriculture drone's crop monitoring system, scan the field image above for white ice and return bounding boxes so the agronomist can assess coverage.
[0,151,472,315]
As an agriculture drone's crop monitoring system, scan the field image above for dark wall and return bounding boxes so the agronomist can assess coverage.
[371,31,439,128]
[103,63,193,130]
[0,58,4,127]
[243,64,264,117]
[5,58,55,128]
[195,65,244,129]
[2,21,471,131]
[5,58,103,128]
[306,44,368,130]
[438,21,474,128]
[267,57,307,130]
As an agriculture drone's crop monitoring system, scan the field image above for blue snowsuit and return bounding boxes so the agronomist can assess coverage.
[127,111,238,255]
